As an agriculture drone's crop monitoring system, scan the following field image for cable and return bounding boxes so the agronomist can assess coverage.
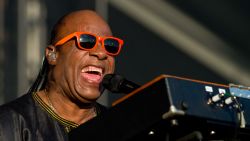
[234,97,246,128]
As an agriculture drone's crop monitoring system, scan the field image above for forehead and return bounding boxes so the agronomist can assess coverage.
[54,11,113,42]
[76,24,112,36]
[64,12,112,35]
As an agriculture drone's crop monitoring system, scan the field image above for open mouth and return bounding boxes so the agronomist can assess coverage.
[81,66,104,83]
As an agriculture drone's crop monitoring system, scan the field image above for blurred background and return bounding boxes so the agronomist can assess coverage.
[0,0,249,106]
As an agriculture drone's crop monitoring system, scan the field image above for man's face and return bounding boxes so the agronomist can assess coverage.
[53,23,115,104]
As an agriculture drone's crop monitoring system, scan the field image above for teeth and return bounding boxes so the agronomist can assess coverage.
[81,66,103,74]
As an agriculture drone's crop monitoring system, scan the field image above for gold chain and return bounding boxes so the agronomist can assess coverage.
[44,89,97,123]
[44,89,57,113]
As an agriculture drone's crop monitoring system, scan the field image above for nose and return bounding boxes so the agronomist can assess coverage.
[89,42,108,60]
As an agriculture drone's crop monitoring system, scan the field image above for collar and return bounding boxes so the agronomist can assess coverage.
[32,92,79,133]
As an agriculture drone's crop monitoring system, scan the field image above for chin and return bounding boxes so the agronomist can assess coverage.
[78,90,101,102]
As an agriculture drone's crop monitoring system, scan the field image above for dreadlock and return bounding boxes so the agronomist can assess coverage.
[27,58,49,94]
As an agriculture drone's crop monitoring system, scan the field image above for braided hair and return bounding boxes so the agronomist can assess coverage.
[27,58,49,94]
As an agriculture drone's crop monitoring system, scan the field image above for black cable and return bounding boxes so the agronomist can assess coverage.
[231,96,245,140]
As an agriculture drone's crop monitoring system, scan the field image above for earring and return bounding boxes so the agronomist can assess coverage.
[48,52,56,60]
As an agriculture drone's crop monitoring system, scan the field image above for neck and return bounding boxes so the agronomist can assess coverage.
[38,89,97,124]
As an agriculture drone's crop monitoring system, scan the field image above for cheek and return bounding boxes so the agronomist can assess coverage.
[67,48,88,65]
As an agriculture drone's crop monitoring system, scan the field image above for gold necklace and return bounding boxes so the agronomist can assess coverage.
[44,89,57,113]
[44,89,97,123]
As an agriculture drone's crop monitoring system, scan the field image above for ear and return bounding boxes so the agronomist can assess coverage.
[45,45,57,65]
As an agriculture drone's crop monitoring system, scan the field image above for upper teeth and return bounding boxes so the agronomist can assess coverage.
[81,66,103,74]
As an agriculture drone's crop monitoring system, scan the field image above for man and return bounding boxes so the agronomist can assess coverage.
[0,10,124,141]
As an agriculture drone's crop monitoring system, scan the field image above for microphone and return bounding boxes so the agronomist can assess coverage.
[102,74,140,94]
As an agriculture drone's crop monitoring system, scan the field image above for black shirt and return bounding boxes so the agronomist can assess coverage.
[0,92,106,141]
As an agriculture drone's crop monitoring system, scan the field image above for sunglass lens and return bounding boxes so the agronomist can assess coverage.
[79,34,96,49]
[104,39,120,54]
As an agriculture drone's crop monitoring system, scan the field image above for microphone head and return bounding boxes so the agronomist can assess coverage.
[102,74,124,93]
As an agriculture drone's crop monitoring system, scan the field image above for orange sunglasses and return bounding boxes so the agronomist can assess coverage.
[54,32,124,56]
